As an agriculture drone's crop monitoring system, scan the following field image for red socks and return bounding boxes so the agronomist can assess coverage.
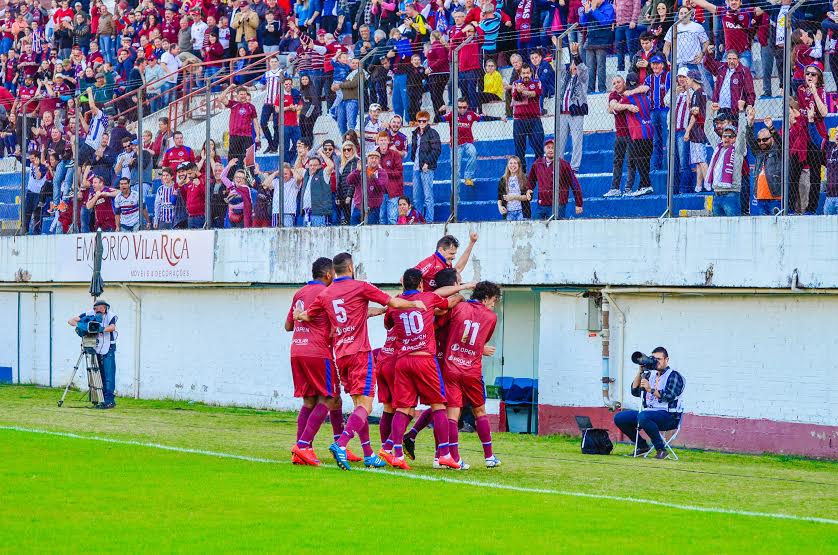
[476,415,493,458]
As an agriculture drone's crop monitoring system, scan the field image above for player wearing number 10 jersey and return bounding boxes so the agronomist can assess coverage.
[444,281,502,468]
[379,268,464,470]
[295,252,428,471]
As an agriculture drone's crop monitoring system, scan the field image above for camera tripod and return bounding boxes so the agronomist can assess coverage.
[57,335,105,408]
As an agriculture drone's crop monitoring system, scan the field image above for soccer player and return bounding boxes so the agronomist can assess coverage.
[294,253,427,471]
[442,281,502,468]
[285,257,361,466]
[379,268,464,470]
[414,232,479,292]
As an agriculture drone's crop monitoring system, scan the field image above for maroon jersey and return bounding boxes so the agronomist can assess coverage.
[797,85,828,139]
[226,100,258,137]
[388,130,408,153]
[444,300,497,375]
[719,7,757,55]
[286,280,333,359]
[441,110,478,145]
[378,312,399,362]
[308,277,391,359]
[17,53,38,78]
[87,188,117,231]
[17,85,38,114]
[609,91,630,138]
[389,291,449,356]
[415,251,451,291]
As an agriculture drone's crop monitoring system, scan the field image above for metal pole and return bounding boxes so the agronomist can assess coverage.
[204,79,212,228]
[551,24,578,221]
[19,107,28,234]
[781,0,807,216]
[136,88,144,210]
[358,48,378,225]
[663,12,686,219]
[450,36,473,223]
[277,79,285,227]
[72,99,80,233]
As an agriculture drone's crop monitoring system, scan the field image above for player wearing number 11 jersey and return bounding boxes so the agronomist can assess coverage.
[444,281,502,468]
[379,268,464,470]
[295,252,428,471]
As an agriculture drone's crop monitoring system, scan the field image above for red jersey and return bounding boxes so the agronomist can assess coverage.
[415,251,451,291]
[184,177,206,216]
[388,291,449,356]
[441,110,478,145]
[609,91,630,138]
[161,145,195,171]
[226,100,258,137]
[87,188,117,231]
[444,300,497,375]
[308,277,391,359]
[17,53,37,78]
[797,85,827,140]
[17,85,38,114]
[282,91,301,126]
[53,7,74,25]
[388,130,408,154]
[378,313,399,362]
[286,281,333,358]
[719,7,757,55]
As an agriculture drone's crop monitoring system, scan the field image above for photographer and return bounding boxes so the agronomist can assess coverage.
[613,347,685,459]
[67,300,118,409]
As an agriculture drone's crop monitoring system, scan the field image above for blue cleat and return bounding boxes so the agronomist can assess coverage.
[364,454,387,469]
[329,442,351,471]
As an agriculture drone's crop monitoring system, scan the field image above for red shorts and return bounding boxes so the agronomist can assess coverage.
[336,351,376,397]
[377,356,396,404]
[291,356,338,398]
[445,370,486,409]
[393,355,447,409]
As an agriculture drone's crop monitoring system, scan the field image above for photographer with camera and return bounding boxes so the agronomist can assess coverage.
[67,300,118,409]
[613,347,685,459]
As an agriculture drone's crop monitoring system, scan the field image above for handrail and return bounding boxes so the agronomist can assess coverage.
[167,51,279,131]
[102,51,280,120]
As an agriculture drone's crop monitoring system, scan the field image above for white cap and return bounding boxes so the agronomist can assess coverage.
[677,67,689,77]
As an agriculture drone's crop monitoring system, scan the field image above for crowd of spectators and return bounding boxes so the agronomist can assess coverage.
[5,0,836,233]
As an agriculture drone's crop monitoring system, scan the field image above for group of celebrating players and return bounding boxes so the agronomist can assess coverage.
[284,232,502,471]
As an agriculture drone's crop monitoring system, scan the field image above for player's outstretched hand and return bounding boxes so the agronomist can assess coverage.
[367,307,386,318]
[469,231,478,243]
[413,300,427,311]
[460,281,477,290]
[483,345,497,356]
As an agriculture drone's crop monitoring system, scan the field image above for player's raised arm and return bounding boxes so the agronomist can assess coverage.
[434,281,475,298]
[453,231,478,273]
[367,307,387,318]
[388,296,427,311]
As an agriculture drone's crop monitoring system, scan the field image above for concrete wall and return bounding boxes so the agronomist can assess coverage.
[3,218,838,288]
[536,292,838,458]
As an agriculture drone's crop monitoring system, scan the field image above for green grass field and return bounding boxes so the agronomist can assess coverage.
[1,385,836,553]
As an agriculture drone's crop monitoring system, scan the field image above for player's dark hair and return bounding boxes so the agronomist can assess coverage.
[652,346,669,358]
[333,252,353,274]
[471,281,501,302]
[434,268,459,288]
[312,257,333,280]
[402,268,423,291]
[436,234,459,251]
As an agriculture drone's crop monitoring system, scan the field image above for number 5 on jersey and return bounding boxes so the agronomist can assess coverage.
[333,299,347,323]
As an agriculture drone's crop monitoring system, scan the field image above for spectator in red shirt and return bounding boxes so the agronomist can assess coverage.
[85,174,118,231]
[692,0,763,69]
[160,131,195,171]
[219,84,261,171]
[375,131,404,224]
[396,196,426,224]
[511,65,544,171]
[183,162,208,228]
[526,138,583,220]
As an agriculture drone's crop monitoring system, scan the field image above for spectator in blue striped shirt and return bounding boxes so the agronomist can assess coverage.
[643,53,670,171]
[154,167,177,230]
[114,177,150,232]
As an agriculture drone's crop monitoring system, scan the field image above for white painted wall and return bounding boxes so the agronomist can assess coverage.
[539,292,838,427]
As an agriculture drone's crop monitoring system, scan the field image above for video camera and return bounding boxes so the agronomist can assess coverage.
[75,313,103,337]
[631,351,658,370]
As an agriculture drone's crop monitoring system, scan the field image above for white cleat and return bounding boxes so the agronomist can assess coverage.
[433,457,441,469]
[457,459,470,470]
[485,455,502,468]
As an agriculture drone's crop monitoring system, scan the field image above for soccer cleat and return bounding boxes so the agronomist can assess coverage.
[603,188,622,198]
[377,448,396,466]
[364,455,387,468]
[345,448,363,462]
[291,445,320,466]
[437,454,461,470]
[391,456,411,470]
[291,452,304,465]
[328,442,352,471]
[485,455,502,468]
[432,457,441,469]
[457,459,470,470]
[402,436,416,460]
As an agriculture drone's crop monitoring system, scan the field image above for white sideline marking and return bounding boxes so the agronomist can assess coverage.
[3,425,836,526]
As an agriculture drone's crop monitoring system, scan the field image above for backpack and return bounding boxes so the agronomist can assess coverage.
[581,429,613,455]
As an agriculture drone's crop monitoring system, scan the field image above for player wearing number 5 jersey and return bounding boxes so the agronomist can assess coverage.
[284,257,361,467]
[295,252,428,471]
[443,281,502,468]
[379,268,464,471]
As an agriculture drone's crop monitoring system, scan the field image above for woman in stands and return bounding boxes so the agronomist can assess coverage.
[497,156,532,221]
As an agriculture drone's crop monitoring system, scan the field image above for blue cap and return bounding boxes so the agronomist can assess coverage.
[650,54,665,64]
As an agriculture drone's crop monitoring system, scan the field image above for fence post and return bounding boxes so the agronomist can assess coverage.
[72,99,80,233]
[662,13,684,219]
[780,0,807,215]
[19,107,28,234]
[136,88,144,209]
[277,77,285,227]
[204,79,212,228]
[358,48,378,225]
[450,36,474,223]
[552,24,578,221]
